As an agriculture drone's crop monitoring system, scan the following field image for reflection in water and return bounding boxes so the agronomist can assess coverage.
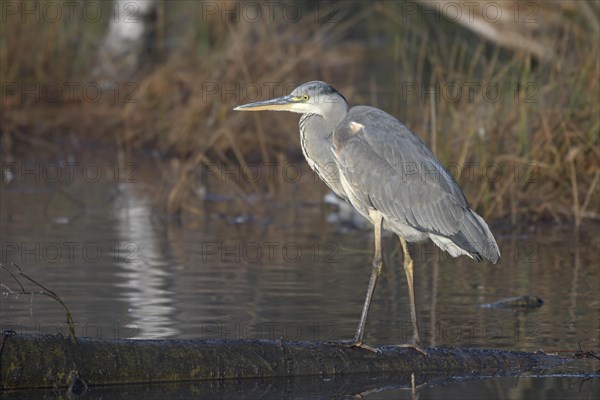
[112,181,179,339]
[1,369,598,400]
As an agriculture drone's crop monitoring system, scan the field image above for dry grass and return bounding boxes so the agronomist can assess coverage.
[363,2,599,224]
[1,1,598,225]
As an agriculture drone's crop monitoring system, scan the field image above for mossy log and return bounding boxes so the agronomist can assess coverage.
[0,332,567,391]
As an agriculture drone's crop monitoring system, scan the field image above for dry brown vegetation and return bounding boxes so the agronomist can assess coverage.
[1,1,598,226]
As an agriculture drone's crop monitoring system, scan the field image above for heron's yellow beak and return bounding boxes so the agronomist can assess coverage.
[233,95,298,112]
[234,94,321,115]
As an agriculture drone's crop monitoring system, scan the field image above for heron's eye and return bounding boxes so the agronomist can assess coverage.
[301,94,309,101]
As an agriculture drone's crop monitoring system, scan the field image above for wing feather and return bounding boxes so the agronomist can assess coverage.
[332,106,469,237]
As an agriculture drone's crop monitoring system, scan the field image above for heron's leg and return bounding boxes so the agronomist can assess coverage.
[331,209,383,353]
[398,237,427,355]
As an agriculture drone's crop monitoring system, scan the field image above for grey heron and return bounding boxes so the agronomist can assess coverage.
[234,81,500,354]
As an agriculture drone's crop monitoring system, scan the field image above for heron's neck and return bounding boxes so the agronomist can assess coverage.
[299,112,346,185]
[300,114,336,166]
[298,112,348,200]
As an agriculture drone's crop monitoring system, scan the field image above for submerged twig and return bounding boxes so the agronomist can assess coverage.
[0,262,76,342]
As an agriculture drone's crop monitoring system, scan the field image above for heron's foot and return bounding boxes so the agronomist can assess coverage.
[327,339,382,354]
[393,340,428,356]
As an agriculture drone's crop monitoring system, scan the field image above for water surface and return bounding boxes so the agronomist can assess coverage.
[1,149,598,398]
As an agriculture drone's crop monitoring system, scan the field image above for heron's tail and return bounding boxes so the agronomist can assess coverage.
[458,210,500,263]
[428,209,500,263]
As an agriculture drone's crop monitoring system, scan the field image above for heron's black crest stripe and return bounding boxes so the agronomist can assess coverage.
[323,85,348,105]
[302,81,349,105]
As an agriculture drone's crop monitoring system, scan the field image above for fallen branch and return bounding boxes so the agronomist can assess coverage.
[0,332,568,391]
[0,263,76,341]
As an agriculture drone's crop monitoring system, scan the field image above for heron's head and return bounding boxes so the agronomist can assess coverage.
[234,81,348,117]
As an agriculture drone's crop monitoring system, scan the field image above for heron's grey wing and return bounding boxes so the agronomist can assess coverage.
[331,106,467,234]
